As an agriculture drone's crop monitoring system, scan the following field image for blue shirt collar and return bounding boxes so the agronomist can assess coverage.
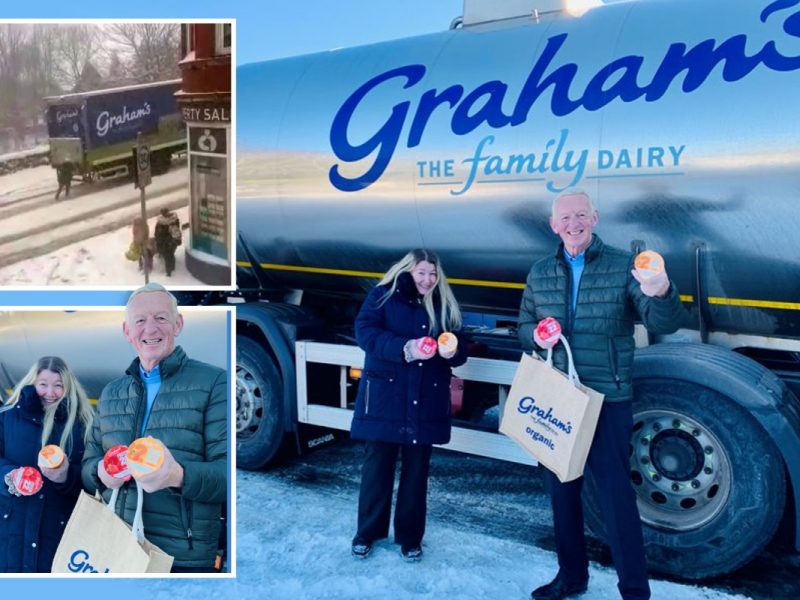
[139,363,161,381]
[562,247,586,264]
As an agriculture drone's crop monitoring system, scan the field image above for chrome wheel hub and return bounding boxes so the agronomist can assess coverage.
[630,409,731,531]
[236,365,263,439]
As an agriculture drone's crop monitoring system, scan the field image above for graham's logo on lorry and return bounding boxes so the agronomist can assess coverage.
[96,102,152,137]
[328,0,800,193]
[56,108,79,124]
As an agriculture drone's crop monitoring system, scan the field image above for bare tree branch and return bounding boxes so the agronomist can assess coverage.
[106,23,180,82]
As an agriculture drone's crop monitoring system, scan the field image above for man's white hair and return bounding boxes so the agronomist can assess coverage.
[551,188,595,218]
[125,282,179,320]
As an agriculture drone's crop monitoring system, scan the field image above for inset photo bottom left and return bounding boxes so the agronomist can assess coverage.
[0,294,233,575]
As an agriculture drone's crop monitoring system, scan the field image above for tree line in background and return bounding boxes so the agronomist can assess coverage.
[0,23,181,152]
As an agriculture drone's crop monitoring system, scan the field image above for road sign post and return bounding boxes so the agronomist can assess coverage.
[135,132,152,283]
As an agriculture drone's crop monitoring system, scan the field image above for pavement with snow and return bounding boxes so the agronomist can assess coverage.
[0,162,206,286]
[6,447,759,599]
[133,463,752,600]
[0,206,201,286]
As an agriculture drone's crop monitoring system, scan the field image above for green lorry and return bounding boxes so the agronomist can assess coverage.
[44,79,186,182]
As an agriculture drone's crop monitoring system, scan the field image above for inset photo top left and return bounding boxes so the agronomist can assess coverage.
[0,22,233,289]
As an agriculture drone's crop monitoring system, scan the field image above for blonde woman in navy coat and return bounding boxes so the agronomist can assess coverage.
[0,356,93,572]
[350,248,468,562]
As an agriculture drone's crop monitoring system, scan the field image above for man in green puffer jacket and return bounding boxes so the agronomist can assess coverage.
[81,283,227,573]
[519,190,686,600]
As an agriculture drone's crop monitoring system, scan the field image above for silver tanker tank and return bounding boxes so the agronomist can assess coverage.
[238,0,800,338]
[234,0,800,581]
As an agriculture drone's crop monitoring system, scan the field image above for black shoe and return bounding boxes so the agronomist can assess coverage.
[400,544,422,562]
[351,538,372,558]
[530,574,588,600]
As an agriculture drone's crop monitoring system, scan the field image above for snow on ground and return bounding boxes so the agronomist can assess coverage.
[137,470,751,600]
[0,207,201,286]
[0,164,55,205]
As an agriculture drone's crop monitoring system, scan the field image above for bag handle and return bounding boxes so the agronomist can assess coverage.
[543,335,581,387]
[108,488,119,512]
[105,484,146,543]
[131,483,145,543]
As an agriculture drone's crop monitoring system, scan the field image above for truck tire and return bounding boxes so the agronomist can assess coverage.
[151,150,171,175]
[236,336,285,469]
[583,348,786,579]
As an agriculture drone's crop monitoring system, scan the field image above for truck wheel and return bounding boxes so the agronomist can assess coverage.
[583,349,786,579]
[151,151,171,175]
[236,336,285,469]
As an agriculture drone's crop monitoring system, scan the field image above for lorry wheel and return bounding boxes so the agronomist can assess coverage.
[151,151,171,175]
[236,336,285,469]
[583,347,786,579]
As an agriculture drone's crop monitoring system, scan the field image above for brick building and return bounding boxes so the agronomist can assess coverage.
[177,23,232,285]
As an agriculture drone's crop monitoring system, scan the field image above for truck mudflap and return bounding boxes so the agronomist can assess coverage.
[583,343,800,579]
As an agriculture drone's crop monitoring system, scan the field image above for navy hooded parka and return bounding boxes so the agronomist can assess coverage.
[350,272,468,445]
[0,385,86,572]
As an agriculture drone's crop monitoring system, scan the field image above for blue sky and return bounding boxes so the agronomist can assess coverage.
[5,1,622,65]
[237,1,464,64]
[4,0,464,64]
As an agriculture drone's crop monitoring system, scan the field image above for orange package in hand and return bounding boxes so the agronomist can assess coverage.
[126,437,165,478]
[634,250,665,280]
[38,444,65,469]
[437,332,458,353]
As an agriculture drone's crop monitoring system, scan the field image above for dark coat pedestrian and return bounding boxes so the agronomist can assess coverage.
[55,161,74,200]
[350,249,467,562]
[154,208,181,276]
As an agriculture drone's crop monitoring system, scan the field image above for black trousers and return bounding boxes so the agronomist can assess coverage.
[546,401,650,600]
[163,249,176,275]
[55,178,71,199]
[355,440,433,547]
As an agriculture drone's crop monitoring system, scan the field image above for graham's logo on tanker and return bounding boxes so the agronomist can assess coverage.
[328,0,800,193]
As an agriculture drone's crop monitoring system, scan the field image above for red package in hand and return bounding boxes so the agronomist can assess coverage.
[14,466,43,496]
[103,445,131,481]
[416,336,438,357]
[536,317,562,346]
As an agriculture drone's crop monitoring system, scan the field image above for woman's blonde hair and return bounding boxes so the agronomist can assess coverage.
[1,356,94,453]
[378,248,462,335]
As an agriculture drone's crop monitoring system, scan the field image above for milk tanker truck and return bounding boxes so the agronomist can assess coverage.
[232,0,800,578]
